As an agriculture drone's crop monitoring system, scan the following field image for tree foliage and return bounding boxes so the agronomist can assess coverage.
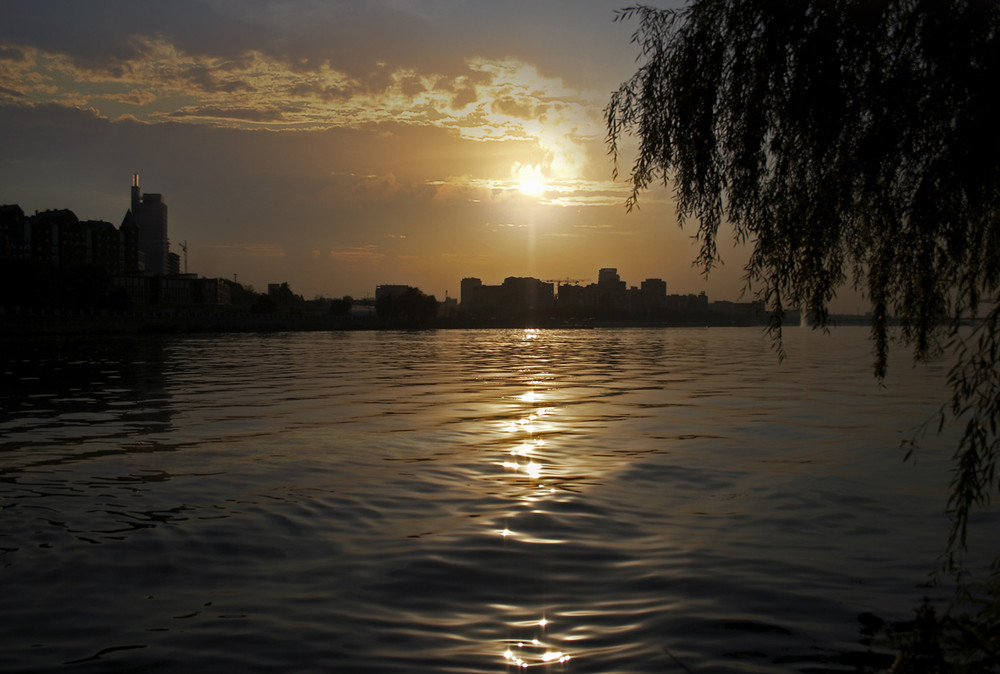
[328,296,353,317]
[606,0,1000,568]
[376,288,438,327]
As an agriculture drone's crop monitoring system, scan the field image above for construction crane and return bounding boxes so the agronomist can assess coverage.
[544,278,588,287]
[180,240,188,274]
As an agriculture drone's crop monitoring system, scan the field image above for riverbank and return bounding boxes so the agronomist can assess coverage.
[0,309,878,336]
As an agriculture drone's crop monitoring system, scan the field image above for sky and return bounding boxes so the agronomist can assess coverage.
[0,0,775,303]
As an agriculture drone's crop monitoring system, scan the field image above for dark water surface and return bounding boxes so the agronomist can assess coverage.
[0,327,972,672]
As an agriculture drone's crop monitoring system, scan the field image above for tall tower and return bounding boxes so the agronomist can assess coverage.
[131,174,141,213]
[128,175,169,275]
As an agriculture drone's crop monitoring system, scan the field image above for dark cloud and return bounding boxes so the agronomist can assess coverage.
[399,75,425,97]
[360,64,395,95]
[450,84,478,109]
[287,80,356,102]
[492,96,535,119]
[180,65,256,94]
[0,45,28,60]
[108,89,158,106]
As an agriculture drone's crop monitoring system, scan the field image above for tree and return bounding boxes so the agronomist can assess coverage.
[376,288,438,327]
[606,0,1000,655]
[608,0,998,559]
[328,295,353,317]
[271,282,304,311]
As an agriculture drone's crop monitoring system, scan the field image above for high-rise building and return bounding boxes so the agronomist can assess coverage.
[597,267,626,291]
[460,277,482,307]
[128,174,169,275]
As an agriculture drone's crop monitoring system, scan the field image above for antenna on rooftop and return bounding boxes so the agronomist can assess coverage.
[180,240,189,273]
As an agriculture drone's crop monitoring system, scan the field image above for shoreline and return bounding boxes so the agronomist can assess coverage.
[0,310,875,337]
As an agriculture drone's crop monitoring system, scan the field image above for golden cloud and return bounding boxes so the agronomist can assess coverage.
[3,38,600,140]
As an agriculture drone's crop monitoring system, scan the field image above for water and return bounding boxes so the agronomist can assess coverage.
[0,327,973,672]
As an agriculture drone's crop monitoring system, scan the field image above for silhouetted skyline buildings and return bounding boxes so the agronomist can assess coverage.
[459,268,692,320]
[1,203,143,275]
[1,180,232,311]
[3,186,769,327]
[348,267,761,326]
[1,176,176,278]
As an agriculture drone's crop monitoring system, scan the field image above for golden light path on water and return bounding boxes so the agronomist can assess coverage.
[493,329,574,669]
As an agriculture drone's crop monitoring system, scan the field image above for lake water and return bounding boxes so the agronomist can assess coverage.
[0,327,978,672]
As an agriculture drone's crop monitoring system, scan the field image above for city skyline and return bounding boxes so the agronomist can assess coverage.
[3,187,726,307]
[0,1,860,310]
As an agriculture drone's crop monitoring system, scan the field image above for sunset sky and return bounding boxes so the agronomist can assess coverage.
[0,0,777,303]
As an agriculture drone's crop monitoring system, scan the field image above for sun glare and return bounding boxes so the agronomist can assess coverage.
[518,175,546,197]
[514,163,547,197]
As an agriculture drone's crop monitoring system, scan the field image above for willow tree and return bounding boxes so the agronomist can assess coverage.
[606,1,999,569]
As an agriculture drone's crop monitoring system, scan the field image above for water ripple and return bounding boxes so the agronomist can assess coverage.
[0,328,976,672]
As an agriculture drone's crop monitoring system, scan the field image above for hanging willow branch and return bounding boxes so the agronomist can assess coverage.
[606,0,1000,566]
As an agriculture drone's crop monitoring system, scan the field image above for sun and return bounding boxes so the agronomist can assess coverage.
[518,175,546,197]
[514,163,547,198]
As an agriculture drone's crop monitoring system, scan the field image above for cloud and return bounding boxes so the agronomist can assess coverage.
[326,172,422,203]
[486,222,529,231]
[108,88,158,106]
[0,43,38,97]
[0,85,24,100]
[329,245,384,263]
[167,106,290,123]
[491,95,536,119]
[206,243,287,258]
[2,31,608,195]
[399,74,425,97]
[0,45,29,61]
[450,84,478,109]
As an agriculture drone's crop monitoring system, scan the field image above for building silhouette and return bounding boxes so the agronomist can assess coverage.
[1,180,234,311]
[128,174,169,275]
[1,175,170,278]
[0,204,142,275]
[460,276,554,321]
[553,267,668,317]
[374,284,413,304]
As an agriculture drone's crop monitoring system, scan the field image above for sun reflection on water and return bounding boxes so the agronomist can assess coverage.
[491,368,576,669]
[499,613,572,669]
